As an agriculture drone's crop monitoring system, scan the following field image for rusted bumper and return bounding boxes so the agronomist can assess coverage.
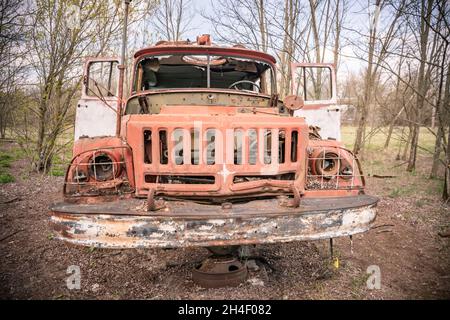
[49,195,378,249]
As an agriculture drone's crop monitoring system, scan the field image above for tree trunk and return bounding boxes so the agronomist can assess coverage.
[353,0,380,155]
[431,41,449,178]
[354,103,367,155]
[36,80,53,172]
[257,0,268,52]
[444,127,450,202]
[431,105,436,129]
[402,125,412,161]
[333,0,340,69]
[384,122,395,150]
[0,109,6,139]
[407,125,420,172]
[384,106,405,149]
[431,126,444,178]
[407,0,433,172]
[385,36,406,149]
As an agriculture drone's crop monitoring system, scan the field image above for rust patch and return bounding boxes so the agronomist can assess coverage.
[50,196,378,249]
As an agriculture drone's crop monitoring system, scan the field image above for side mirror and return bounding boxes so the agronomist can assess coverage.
[283,95,304,111]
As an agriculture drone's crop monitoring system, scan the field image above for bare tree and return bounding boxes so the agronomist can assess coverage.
[352,0,404,155]
[277,0,303,97]
[384,28,408,149]
[19,0,128,171]
[406,0,435,172]
[202,0,346,99]
[152,0,193,42]
[364,0,448,180]
[429,0,449,179]
[202,0,272,52]
[0,0,29,139]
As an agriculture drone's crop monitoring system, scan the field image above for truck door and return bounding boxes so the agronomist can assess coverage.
[291,63,340,140]
[74,58,119,141]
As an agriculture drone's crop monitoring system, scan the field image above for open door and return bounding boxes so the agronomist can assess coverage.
[291,63,341,140]
[74,58,120,141]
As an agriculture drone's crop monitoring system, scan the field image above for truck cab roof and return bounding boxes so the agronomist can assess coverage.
[133,39,277,66]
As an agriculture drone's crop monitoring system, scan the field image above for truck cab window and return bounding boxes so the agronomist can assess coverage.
[293,66,332,101]
[87,61,118,97]
[133,55,274,95]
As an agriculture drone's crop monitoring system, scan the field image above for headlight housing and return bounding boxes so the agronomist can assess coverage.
[88,153,117,181]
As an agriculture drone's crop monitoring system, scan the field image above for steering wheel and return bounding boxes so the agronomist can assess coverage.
[228,80,261,92]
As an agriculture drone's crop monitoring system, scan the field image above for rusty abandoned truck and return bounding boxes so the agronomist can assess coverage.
[50,29,379,286]
[50,34,378,253]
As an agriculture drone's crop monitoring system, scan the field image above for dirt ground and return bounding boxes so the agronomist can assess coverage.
[0,140,449,300]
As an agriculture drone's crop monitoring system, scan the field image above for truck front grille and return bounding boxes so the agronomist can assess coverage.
[142,128,300,168]
[127,115,308,198]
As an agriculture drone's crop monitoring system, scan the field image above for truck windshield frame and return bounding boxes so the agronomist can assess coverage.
[132,53,276,95]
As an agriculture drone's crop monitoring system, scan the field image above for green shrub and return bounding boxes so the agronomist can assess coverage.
[50,169,65,177]
[0,153,13,168]
[0,172,15,183]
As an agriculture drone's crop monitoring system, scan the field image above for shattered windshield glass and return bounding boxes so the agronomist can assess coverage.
[133,54,274,94]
